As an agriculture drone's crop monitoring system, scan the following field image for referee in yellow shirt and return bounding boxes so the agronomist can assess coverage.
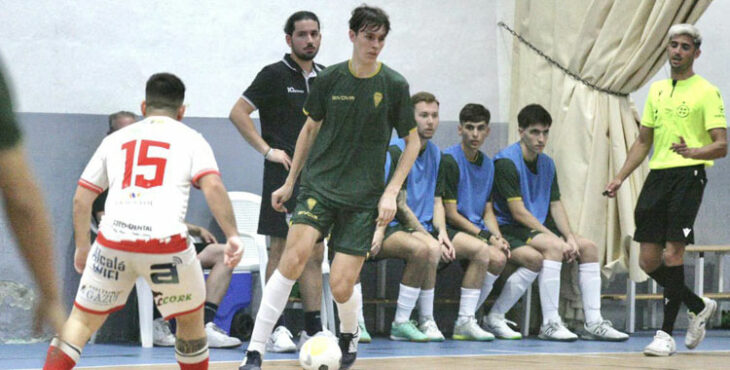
[605,24,726,357]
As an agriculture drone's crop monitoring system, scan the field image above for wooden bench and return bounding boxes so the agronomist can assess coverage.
[602,245,730,333]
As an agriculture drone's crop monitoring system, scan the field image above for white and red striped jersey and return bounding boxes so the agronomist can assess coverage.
[79,116,219,250]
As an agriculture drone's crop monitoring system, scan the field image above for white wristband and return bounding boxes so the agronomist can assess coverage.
[264,147,273,160]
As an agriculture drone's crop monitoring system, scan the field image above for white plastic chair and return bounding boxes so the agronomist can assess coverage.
[228,191,335,332]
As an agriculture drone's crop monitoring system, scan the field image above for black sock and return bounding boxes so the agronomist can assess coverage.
[661,279,682,335]
[204,302,218,324]
[647,264,670,287]
[304,311,322,336]
[665,265,705,314]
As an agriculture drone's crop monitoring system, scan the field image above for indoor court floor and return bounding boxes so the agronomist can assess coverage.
[2,330,729,369]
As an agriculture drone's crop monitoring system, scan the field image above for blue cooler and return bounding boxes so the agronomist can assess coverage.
[204,271,252,333]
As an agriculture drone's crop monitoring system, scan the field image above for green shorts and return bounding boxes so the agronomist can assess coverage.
[384,223,458,242]
[499,219,563,250]
[290,191,376,257]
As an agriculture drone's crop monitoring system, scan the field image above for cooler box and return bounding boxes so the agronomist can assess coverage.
[204,271,252,333]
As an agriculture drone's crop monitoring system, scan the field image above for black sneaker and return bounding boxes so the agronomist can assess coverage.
[239,350,262,370]
[338,328,360,370]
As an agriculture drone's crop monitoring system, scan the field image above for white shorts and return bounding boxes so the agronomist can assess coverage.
[74,240,205,320]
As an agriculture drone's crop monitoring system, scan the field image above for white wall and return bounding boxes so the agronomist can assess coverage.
[0,0,500,121]
[632,1,730,116]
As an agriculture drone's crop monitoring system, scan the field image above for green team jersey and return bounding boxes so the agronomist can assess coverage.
[302,60,416,209]
[0,62,21,151]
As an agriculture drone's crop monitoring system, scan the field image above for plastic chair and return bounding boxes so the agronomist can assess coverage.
[227,191,335,332]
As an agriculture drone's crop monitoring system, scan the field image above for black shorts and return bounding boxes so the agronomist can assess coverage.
[634,165,706,244]
[258,160,299,238]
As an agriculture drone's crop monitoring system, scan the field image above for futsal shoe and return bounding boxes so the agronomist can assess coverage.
[390,320,429,342]
[643,330,676,357]
[265,326,296,353]
[152,318,175,347]
[297,328,335,350]
[205,322,242,348]
[418,317,445,342]
[452,315,495,341]
[538,319,578,342]
[338,327,360,370]
[483,313,522,340]
[685,297,717,349]
[358,320,372,343]
[580,320,629,342]
[239,350,262,370]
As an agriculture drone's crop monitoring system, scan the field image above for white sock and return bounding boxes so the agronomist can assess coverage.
[579,262,603,324]
[336,287,362,335]
[477,272,500,309]
[354,283,365,323]
[539,260,562,325]
[418,288,435,320]
[490,267,539,315]
[458,287,481,317]
[248,269,295,354]
[394,284,420,323]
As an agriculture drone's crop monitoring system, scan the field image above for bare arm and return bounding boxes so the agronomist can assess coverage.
[396,189,428,233]
[229,98,291,169]
[272,116,322,212]
[483,201,510,255]
[198,174,243,268]
[433,196,455,261]
[72,185,98,273]
[507,200,557,238]
[198,174,237,239]
[671,127,728,160]
[549,200,574,239]
[605,125,653,197]
[379,130,420,225]
[0,145,65,332]
[443,201,482,236]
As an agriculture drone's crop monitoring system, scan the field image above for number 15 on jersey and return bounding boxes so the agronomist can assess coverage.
[121,140,170,189]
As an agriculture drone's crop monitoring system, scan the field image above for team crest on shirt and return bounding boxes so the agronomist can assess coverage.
[373,92,383,107]
[675,102,690,118]
[307,198,317,210]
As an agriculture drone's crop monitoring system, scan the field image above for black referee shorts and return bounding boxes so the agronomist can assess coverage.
[258,160,298,238]
[634,165,706,245]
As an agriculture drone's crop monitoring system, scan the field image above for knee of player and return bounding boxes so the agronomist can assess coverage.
[412,243,432,263]
[331,281,353,303]
[473,244,491,267]
[523,253,544,272]
[427,242,441,264]
[490,249,507,270]
[662,249,684,265]
[639,255,660,273]
[579,239,598,255]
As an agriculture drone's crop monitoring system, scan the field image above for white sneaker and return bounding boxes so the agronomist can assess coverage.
[643,330,676,356]
[538,319,578,342]
[686,297,717,349]
[152,318,175,347]
[265,326,296,353]
[418,317,445,342]
[581,320,629,342]
[452,316,495,341]
[297,328,335,350]
[205,322,242,348]
[484,313,522,340]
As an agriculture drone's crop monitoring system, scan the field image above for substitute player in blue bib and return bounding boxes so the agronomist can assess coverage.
[437,103,511,341]
[494,104,628,342]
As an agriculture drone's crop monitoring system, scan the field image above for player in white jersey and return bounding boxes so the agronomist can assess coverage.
[44,73,243,370]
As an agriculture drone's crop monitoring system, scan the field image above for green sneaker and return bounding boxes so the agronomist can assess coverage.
[390,320,429,342]
[358,321,371,343]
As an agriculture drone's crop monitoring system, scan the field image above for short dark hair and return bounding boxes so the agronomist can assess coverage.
[145,73,185,112]
[107,111,136,134]
[284,11,320,36]
[459,103,490,125]
[517,104,552,129]
[411,91,439,106]
[349,4,390,35]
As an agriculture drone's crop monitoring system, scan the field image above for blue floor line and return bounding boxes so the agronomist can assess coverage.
[3,330,729,369]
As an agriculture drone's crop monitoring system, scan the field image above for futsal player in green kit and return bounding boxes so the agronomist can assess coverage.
[605,24,726,356]
[239,5,420,370]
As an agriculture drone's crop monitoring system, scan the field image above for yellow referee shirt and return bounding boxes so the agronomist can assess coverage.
[641,74,726,169]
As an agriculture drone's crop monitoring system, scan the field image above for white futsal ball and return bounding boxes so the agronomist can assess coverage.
[299,335,342,370]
